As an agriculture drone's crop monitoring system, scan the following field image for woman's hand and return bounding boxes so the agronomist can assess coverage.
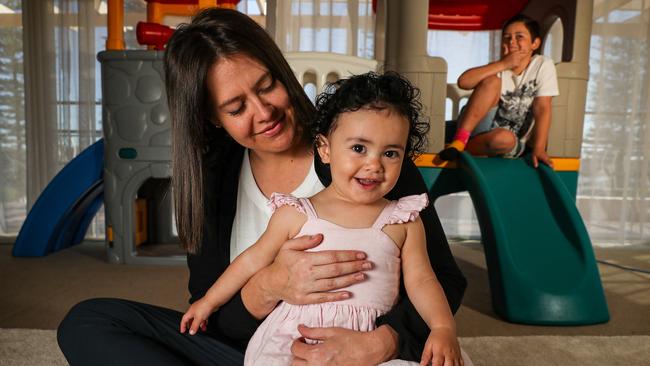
[420,326,463,366]
[269,234,371,304]
[290,324,398,366]
[531,147,554,169]
[180,298,215,335]
[242,234,371,318]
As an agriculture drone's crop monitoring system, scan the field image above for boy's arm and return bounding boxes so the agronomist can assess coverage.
[457,49,527,90]
[457,61,507,90]
[401,217,455,332]
[531,95,553,168]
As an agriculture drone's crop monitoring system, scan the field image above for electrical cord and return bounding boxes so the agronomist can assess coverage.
[452,240,650,275]
[596,259,650,275]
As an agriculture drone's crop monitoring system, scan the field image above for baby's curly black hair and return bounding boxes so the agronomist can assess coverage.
[313,71,430,157]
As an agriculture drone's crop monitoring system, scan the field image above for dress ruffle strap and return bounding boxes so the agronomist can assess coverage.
[267,193,306,214]
[384,193,429,225]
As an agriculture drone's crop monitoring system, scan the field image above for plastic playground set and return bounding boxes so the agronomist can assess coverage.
[12,0,609,326]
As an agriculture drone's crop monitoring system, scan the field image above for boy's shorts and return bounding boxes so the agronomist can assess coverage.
[462,106,527,158]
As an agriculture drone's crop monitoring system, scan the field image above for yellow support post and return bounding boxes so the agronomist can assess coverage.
[106,0,125,50]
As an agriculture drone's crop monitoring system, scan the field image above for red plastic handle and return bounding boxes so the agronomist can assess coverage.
[136,22,174,50]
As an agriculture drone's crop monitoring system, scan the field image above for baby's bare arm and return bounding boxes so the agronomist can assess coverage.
[401,217,455,330]
[180,206,305,334]
[401,218,461,365]
[204,206,305,308]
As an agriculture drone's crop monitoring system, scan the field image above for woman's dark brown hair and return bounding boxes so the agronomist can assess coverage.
[164,8,315,253]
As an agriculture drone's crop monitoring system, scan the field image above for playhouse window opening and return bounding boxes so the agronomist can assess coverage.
[133,177,182,257]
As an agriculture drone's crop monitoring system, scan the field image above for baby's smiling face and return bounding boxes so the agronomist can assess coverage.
[317,107,409,205]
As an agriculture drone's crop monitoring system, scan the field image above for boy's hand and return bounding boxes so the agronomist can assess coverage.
[531,147,554,169]
[501,46,527,70]
[180,298,216,335]
[420,326,463,366]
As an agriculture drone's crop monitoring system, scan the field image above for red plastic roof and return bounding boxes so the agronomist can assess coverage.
[428,0,528,30]
[144,0,197,4]
[144,0,240,4]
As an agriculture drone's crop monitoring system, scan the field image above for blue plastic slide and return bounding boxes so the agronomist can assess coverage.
[12,139,104,257]
[457,152,609,325]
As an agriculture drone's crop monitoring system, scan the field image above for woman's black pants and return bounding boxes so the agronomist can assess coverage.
[57,298,244,365]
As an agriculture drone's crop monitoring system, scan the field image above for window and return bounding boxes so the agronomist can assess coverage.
[279,0,375,58]
[2,1,269,241]
[427,29,500,121]
[543,17,563,63]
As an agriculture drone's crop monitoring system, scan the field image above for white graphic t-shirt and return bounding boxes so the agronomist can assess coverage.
[495,54,559,140]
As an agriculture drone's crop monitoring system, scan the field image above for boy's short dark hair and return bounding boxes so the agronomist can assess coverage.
[503,14,541,41]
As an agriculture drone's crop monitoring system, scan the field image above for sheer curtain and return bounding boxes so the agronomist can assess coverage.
[577,0,650,246]
[22,1,58,212]
[0,1,24,239]
[21,0,107,239]
[18,0,147,239]
[273,0,375,58]
[23,0,99,208]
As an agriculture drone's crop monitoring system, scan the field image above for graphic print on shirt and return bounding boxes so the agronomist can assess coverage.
[494,79,538,139]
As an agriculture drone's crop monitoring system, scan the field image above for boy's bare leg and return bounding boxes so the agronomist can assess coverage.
[457,75,501,133]
[466,128,517,156]
[438,75,501,161]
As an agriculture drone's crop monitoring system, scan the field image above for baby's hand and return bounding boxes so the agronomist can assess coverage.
[420,326,462,366]
[180,298,217,335]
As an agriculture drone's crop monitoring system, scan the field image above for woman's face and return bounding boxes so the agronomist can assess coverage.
[207,54,298,154]
[501,21,540,57]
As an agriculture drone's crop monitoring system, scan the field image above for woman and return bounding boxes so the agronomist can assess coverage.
[57,8,466,365]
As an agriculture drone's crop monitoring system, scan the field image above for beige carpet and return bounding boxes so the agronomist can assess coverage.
[0,329,66,366]
[460,335,650,365]
[2,328,649,366]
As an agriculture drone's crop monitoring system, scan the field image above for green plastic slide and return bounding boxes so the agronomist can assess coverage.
[457,153,609,325]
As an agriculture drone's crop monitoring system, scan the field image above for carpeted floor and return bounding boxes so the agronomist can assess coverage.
[2,329,649,366]
[0,329,66,366]
[452,241,650,337]
[1,241,649,365]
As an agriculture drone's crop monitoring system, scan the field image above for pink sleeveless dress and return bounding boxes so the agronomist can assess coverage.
[243,193,428,366]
